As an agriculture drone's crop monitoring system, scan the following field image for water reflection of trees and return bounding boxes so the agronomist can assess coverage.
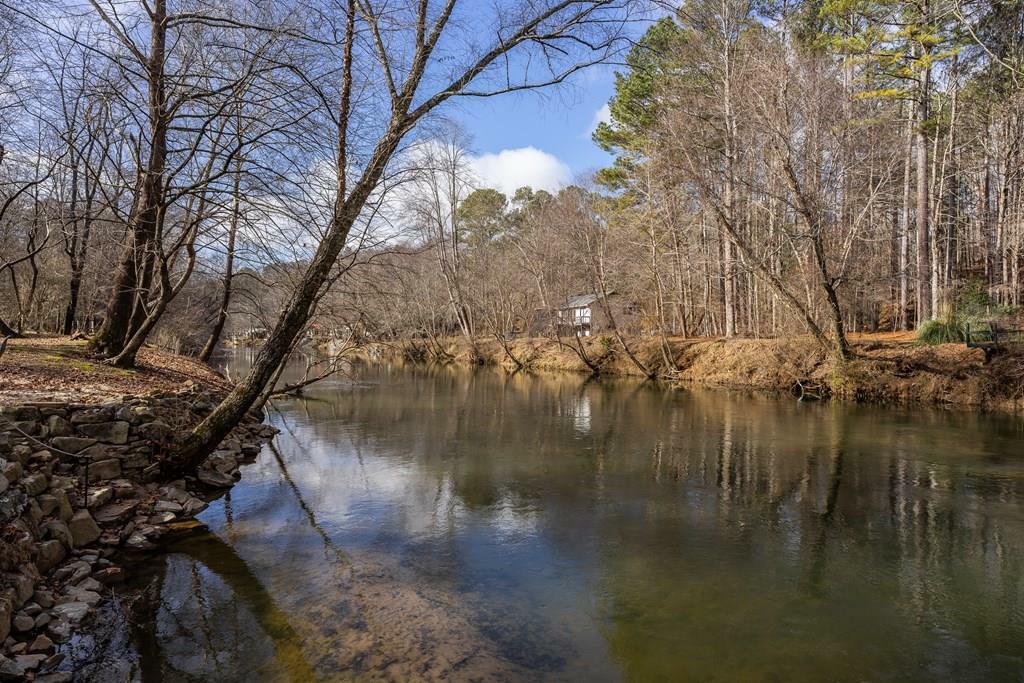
[132,534,315,682]
[223,358,1024,679]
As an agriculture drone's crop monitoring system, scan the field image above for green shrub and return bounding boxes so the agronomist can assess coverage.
[917,279,1018,346]
[917,317,965,345]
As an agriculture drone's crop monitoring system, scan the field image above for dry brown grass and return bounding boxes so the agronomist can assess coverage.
[0,336,230,404]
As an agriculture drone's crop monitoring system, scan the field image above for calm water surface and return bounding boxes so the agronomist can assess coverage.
[125,357,1024,681]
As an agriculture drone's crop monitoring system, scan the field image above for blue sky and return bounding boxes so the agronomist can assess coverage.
[447,64,617,196]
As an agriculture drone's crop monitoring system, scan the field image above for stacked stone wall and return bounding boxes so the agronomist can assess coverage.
[0,387,276,679]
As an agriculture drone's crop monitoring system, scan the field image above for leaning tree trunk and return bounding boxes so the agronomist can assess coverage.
[169,200,363,472]
[172,58,396,471]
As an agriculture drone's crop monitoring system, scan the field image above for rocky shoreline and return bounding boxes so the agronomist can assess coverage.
[0,384,277,681]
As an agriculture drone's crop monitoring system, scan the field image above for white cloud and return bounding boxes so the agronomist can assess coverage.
[587,104,611,136]
[470,147,571,196]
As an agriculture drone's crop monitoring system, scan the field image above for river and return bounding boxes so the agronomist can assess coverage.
[112,356,1024,681]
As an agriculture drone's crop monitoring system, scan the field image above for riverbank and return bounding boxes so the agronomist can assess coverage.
[0,338,276,680]
[338,333,1024,413]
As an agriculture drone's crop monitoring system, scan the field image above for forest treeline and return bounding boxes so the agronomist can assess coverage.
[0,1,1022,452]
[360,0,1024,368]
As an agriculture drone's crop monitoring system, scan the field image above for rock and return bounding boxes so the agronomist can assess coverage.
[10,420,40,435]
[148,512,177,525]
[48,436,98,454]
[181,497,207,517]
[46,619,71,642]
[32,591,53,609]
[51,601,90,624]
[36,493,58,516]
[55,561,91,584]
[48,475,75,491]
[154,500,183,513]
[81,443,124,460]
[68,510,101,547]
[0,477,6,495]
[28,633,53,653]
[35,540,66,574]
[30,448,53,462]
[87,486,114,509]
[43,520,74,549]
[135,420,172,441]
[241,442,262,456]
[163,486,190,503]
[208,451,238,474]
[54,490,73,522]
[46,415,72,437]
[69,407,113,425]
[71,563,93,582]
[197,469,235,488]
[75,421,129,445]
[11,444,31,465]
[1,460,21,483]
[129,405,157,423]
[219,438,242,453]
[93,501,138,525]
[63,588,101,607]
[0,406,41,422]
[0,491,27,523]
[27,498,44,524]
[76,577,103,593]
[21,473,48,496]
[93,567,125,585]
[12,613,33,632]
[7,573,33,607]
[13,654,45,672]
[33,612,51,629]
[87,458,121,482]
[0,596,10,643]
[0,654,25,681]
[124,532,155,550]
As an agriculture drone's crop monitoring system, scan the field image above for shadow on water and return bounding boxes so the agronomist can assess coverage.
[118,357,1024,682]
[128,531,317,682]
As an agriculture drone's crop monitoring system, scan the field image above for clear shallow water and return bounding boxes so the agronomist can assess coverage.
[128,358,1024,681]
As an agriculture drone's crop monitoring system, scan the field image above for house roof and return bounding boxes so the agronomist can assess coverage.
[562,293,600,309]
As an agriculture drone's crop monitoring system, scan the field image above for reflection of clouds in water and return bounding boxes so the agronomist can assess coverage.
[241,417,546,544]
[486,493,541,541]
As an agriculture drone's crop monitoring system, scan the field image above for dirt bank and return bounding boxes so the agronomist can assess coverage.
[349,333,1024,413]
[0,337,230,405]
